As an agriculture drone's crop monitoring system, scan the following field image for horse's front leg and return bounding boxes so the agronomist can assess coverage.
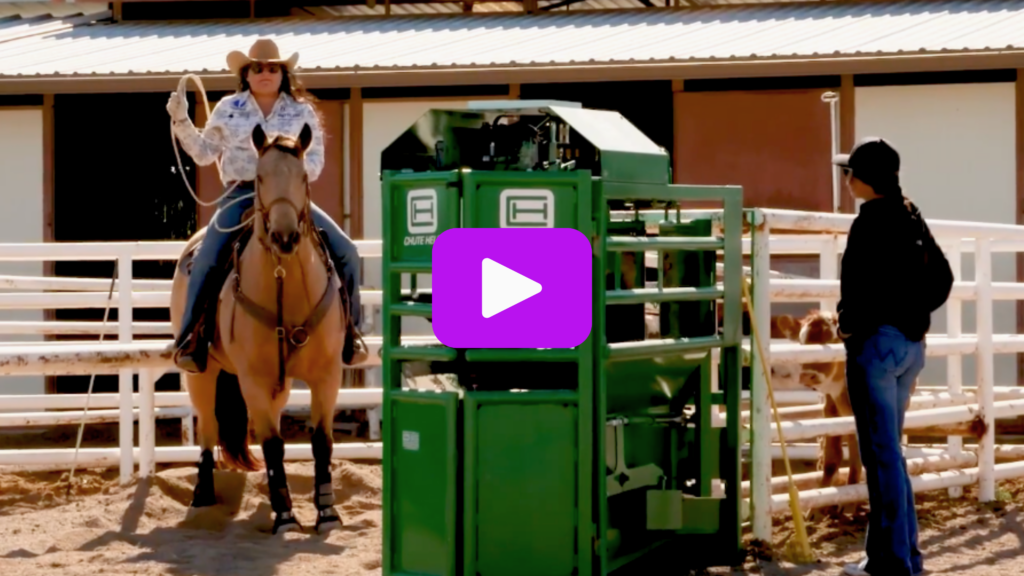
[308,364,344,535]
[183,370,220,512]
[244,373,301,535]
[262,432,301,535]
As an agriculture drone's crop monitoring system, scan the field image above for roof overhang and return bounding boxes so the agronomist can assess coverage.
[2,49,1023,95]
[4,1,1024,95]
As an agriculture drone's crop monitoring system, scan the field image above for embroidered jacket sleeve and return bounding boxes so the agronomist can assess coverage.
[171,98,232,167]
[301,103,326,182]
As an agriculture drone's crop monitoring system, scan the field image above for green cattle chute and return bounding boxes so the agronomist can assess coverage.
[380,101,745,575]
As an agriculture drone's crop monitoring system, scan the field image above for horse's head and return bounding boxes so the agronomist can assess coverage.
[251,123,313,256]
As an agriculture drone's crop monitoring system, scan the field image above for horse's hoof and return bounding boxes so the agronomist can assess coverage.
[272,512,303,536]
[315,507,343,535]
[190,490,217,509]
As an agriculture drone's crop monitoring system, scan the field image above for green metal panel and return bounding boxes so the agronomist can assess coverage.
[461,171,587,229]
[385,171,462,264]
[464,392,579,576]
[604,356,701,416]
[385,390,460,576]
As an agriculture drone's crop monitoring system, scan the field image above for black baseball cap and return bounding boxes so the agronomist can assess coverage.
[833,137,900,183]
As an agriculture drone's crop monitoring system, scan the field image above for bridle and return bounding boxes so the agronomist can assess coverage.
[253,170,314,253]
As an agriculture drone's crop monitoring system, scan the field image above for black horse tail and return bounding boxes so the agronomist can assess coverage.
[214,370,261,472]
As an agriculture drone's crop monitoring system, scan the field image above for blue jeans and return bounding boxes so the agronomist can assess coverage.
[845,325,926,576]
[177,182,362,344]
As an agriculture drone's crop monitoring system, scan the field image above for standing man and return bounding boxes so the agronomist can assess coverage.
[833,137,953,576]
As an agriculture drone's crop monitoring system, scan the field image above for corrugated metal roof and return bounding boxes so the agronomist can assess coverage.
[311,0,825,17]
[2,0,1024,79]
[0,2,108,44]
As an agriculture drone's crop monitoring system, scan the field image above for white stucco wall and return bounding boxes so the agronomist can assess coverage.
[0,109,44,395]
[855,82,1017,387]
[362,100,470,337]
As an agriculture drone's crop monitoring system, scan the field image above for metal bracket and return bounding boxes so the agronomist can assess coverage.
[605,422,664,497]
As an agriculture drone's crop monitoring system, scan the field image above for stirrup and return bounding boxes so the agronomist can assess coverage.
[343,327,369,366]
[174,333,208,374]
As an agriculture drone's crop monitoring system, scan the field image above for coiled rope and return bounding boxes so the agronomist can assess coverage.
[171,73,255,233]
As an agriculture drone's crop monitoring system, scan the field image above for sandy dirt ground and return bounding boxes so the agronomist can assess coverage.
[719,479,1024,576]
[0,461,382,576]
[0,413,1021,576]
[0,464,1021,576]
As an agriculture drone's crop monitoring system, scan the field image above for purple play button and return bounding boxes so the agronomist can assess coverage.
[431,228,593,349]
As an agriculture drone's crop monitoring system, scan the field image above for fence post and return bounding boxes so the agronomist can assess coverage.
[139,368,155,478]
[117,252,134,485]
[975,238,995,502]
[945,240,964,498]
[819,235,838,313]
[750,209,772,543]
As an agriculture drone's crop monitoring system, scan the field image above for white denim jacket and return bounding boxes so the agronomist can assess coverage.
[171,90,325,185]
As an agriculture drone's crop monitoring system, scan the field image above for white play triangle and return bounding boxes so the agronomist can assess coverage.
[481,257,543,318]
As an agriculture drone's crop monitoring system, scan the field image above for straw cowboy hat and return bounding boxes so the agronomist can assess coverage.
[226,39,299,75]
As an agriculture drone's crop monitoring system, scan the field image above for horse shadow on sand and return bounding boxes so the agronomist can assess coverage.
[73,470,370,576]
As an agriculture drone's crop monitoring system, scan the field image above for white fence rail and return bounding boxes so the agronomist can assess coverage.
[0,239,392,483]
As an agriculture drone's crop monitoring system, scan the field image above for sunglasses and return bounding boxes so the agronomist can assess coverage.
[249,63,282,75]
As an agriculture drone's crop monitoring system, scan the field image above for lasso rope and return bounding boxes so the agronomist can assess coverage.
[171,74,255,233]
[65,266,117,495]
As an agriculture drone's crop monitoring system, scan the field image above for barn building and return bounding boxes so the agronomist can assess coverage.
[0,0,1022,395]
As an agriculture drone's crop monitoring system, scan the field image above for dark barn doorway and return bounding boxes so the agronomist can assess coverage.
[52,92,199,394]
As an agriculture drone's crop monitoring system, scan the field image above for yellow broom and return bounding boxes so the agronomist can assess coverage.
[740,275,815,564]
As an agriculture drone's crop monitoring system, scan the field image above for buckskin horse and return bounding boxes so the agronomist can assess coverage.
[170,123,348,536]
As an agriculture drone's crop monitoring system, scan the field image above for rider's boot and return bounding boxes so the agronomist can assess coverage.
[343,319,369,366]
[174,273,215,375]
[174,325,209,375]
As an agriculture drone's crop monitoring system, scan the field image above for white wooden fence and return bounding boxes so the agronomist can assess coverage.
[3,207,1024,542]
[713,208,1024,542]
[0,240,432,484]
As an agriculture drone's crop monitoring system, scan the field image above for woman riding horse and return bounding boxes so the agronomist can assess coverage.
[166,39,367,373]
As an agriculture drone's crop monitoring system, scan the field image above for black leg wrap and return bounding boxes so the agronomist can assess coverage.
[191,449,217,508]
[262,436,301,535]
[262,437,291,512]
[311,425,333,492]
[311,425,342,533]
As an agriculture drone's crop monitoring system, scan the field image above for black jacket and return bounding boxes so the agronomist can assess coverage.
[838,195,950,343]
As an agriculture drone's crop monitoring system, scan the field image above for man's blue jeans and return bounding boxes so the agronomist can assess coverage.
[845,325,926,576]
